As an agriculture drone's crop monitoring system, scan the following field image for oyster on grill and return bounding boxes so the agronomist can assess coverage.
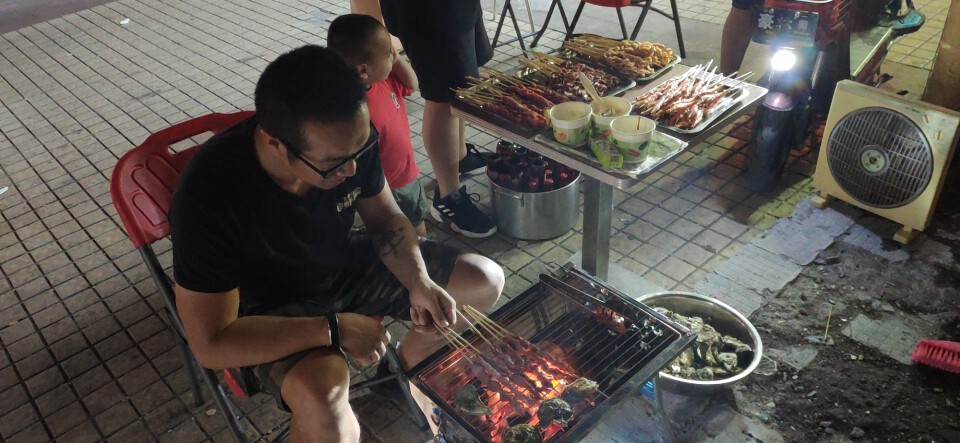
[452,385,490,415]
[536,398,573,427]
[561,377,600,404]
[501,424,543,443]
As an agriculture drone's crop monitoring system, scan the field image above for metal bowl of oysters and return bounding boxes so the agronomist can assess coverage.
[637,291,762,395]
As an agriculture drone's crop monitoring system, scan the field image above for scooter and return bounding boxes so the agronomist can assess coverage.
[745,0,924,193]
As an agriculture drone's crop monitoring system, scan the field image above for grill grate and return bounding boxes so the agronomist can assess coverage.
[826,107,932,208]
[411,265,694,443]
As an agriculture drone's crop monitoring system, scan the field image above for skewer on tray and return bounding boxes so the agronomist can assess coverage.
[520,54,621,101]
[564,36,676,79]
[455,84,548,130]
[632,61,753,130]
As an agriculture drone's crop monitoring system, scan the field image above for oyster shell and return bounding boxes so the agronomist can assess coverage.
[452,385,490,415]
[501,424,543,443]
[561,377,600,404]
[536,398,573,427]
[657,307,754,382]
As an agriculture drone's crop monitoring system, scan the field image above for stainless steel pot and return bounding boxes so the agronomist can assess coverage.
[637,291,763,396]
[490,174,580,240]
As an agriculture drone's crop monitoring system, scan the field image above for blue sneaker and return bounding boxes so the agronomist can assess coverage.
[458,143,493,176]
[430,186,497,238]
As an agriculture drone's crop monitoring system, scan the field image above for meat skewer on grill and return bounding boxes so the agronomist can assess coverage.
[462,306,578,383]
[439,327,538,416]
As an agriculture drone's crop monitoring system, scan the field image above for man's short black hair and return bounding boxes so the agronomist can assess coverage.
[254,45,366,155]
[327,14,387,65]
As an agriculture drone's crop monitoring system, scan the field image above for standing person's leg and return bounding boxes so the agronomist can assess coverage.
[394,13,496,238]
[422,100,462,198]
[721,5,755,74]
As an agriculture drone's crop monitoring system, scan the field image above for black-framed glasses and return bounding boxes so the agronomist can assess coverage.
[280,126,379,179]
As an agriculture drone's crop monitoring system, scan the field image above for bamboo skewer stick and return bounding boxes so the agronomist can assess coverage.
[456,311,497,349]
[529,51,566,64]
[463,305,513,340]
[438,326,481,358]
[460,308,505,343]
[823,305,834,340]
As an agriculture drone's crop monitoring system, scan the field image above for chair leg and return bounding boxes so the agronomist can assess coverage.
[630,1,653,41]
[567,1,588,40]
[669,0,686,58]
[176,338,205,406]
[203,368,248,443]
[491,0,513,49]
[616,8,629,40]
[386,346,429,430]
[531,0,571,47]
[507,2,528,52]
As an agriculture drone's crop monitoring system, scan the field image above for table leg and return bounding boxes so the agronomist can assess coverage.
[582,176,612,280]
[653,378,677,443]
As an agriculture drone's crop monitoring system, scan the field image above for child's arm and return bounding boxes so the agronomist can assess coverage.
[391,45,419,92]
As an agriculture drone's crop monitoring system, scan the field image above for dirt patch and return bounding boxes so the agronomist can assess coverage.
[726,214,960,442]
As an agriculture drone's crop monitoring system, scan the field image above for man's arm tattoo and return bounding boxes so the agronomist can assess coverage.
[372,226,405,258]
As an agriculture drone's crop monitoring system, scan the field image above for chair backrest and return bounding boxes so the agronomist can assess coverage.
[110,111,254,248]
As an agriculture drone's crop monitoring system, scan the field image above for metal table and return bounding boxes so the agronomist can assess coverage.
[453,64,768,280]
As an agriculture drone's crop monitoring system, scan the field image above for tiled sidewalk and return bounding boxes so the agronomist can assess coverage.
[0,1,943,442]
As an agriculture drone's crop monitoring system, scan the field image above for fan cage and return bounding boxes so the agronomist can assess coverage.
[826,106,932,208]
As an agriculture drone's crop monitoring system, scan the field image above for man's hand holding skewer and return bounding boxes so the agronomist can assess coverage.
[409,279,457,334]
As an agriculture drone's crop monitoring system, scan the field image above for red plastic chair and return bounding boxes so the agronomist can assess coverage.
[568,0,686,58]
[110,112,426,442]
[110,111,254,442]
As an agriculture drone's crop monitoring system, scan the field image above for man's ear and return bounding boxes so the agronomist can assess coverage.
[358,63,369,80]
[259,128,286,158]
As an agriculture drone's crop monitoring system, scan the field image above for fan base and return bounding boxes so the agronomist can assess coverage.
[811,193,833,209]
[813,192,918,245]
[893,226,917,244]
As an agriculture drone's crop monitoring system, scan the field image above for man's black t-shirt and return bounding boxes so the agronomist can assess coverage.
[169,116,385,314]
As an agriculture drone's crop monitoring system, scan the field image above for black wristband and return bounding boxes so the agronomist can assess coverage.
[325,313,340,349]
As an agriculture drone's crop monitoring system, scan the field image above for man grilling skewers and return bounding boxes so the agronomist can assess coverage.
[169,45,504,443]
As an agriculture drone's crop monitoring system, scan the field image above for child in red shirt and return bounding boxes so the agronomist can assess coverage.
[328,14,427,236]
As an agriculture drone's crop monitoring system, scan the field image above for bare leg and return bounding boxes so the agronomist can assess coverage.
[282,349,359,443]
[415,222,427,238]
[458,118,468,160]
[423,100,462,198]
[721,7,754,75]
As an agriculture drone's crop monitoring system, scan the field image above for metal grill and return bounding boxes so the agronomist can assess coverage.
[410,265,694,443]
[826,107,932,208]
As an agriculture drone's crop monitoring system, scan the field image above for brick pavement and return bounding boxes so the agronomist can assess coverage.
[0,0,944,442]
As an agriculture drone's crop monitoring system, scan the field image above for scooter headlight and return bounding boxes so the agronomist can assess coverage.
[770,49,797,72]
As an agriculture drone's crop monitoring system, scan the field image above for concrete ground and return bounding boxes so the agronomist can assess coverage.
[0,0,949,442]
